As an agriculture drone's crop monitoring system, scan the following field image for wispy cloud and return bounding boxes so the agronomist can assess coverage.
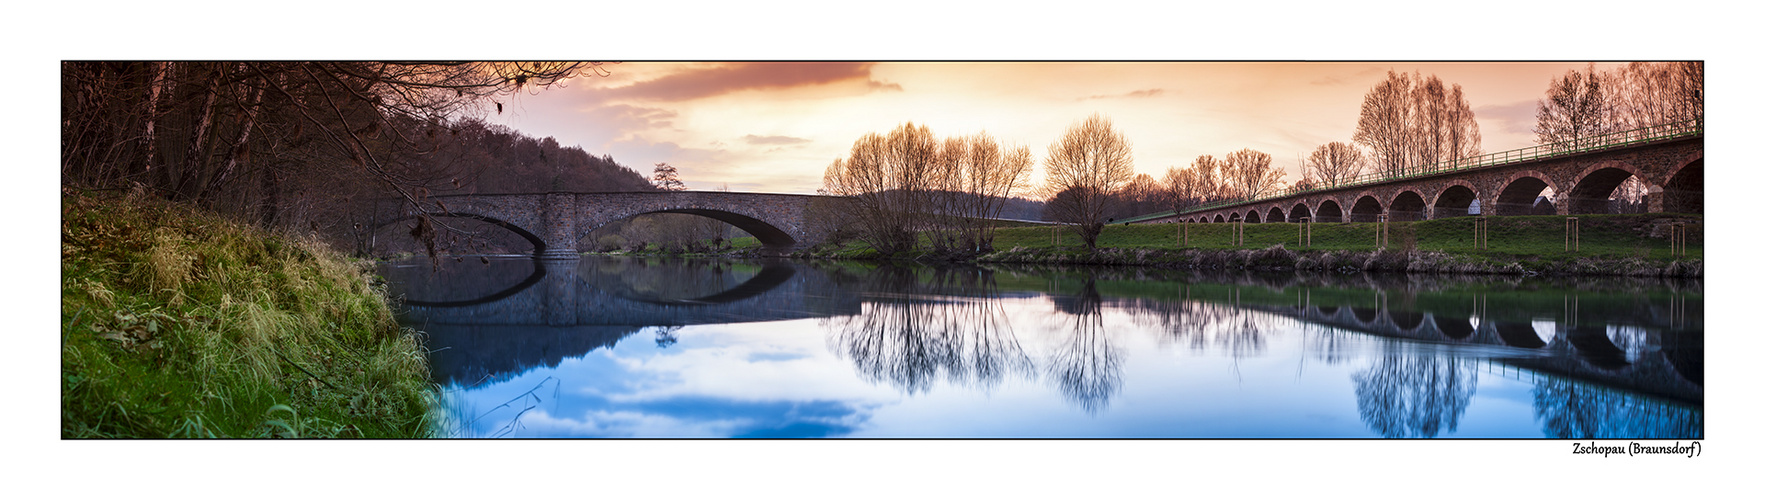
[602,62,899,102]
[1080,88,1165,101]
[1476,100,1539,137]
[1311,67,1389,86]
[741,134,812,146]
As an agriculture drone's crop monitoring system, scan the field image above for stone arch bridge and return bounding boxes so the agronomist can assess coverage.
[372,191,849,258]
[1150,122,1702,225]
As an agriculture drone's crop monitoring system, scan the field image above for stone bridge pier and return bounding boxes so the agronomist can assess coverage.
[373,191,849,259]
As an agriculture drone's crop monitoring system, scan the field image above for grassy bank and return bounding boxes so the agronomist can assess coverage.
[788,213,1703,277]
[61,190,434,438]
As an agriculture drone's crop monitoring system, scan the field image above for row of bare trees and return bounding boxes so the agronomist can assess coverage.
[1535,62,1704,146]
[1352,70,1484,178]
[822,123,1036,255]
[62,62,622,244]
[1155,148,1288,215]
[1534,62,1703,212]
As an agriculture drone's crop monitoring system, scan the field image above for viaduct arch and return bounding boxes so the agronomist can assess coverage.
[1148,132,1700,224]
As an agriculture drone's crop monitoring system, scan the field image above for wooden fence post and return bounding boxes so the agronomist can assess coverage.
[1565,217,1579,252]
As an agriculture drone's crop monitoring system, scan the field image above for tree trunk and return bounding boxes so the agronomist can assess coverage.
[203,79,266,206]
[172,66,222,201]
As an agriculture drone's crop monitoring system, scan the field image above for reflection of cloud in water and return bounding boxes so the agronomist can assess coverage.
[509,396,872,438]
[440,323,896,438]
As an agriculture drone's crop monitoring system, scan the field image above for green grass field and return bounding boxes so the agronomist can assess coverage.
[990,213,1702,261]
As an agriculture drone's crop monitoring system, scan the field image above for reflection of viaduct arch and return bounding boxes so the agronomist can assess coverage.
[402,260,548,308]
[626,264,797,306]
[1494,322,1547,348]
[1223,281,1701,405]
[374,212,550,256]
[1566,326,1632,370]
[1435,315,1476,340]
[373,191,848,258]
[393,259,860,327]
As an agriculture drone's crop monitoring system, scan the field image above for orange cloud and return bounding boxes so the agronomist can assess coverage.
[602,62,899,102]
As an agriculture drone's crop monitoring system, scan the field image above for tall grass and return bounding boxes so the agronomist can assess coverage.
[62,191,435,438]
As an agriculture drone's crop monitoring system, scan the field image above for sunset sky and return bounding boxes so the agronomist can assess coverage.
[482,61,1643,195]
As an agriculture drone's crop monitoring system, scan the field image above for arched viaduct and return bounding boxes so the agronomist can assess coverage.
[1155,134,1702,225]
[372,191,850,258]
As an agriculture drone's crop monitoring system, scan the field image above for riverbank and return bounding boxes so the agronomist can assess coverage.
[61,191,434,438]
[780,213,1703,278]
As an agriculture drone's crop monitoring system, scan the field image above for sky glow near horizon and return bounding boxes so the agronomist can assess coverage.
[483,61,1638,196]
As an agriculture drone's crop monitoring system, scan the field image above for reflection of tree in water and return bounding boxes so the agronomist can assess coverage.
[1046,280,1122,414]
[1533,377,1702,439]
[653,326,681,348]
[1352,354,1478,438]
[824,267,1032,394]
[1301,324,1361,366]
[1125,288,1280,360]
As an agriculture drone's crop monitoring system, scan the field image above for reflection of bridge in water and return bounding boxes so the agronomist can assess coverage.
[387,258,861,387]
[397,258,860,327]
[1203,279,1702,405]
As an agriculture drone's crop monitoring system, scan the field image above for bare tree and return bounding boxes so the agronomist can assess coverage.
[1442,84,1483,165]
[1223,148,1285,201]
[1040,114,1135,249]
[650,162,686,191]
[1354,70,1483,177]
[937,132,1034,253]
[1612,61,1704,129]
[1160,165,1200,213]
[822,123,941,255]
[1354,70,1414,177]
[1534,64,1615,147]
[1306,142,1366,188]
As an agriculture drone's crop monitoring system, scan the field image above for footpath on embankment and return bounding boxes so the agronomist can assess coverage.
[61,191,435,438]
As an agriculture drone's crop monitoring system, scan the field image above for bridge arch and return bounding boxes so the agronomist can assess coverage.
[1565,161,1651,214]
[1267,206,1287,223]
[1212,214,1226,223]
[1432,182,1479,218]
[1245,210,1262,223]
[1662,154,1703,213]
[1349,195,1384,222]
[1290,203,1312,222]
[578,207,798,250]
[1316,200,1343,223]
[1493,170,1560,216]
[1389,190,1427,222]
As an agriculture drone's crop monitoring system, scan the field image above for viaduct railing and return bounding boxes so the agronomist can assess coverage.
[1135,118,1703,222]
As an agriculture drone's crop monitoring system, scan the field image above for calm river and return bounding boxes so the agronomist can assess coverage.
[379,256,1702,438]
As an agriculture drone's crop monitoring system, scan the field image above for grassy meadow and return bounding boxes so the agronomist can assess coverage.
[61,191,435,438]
